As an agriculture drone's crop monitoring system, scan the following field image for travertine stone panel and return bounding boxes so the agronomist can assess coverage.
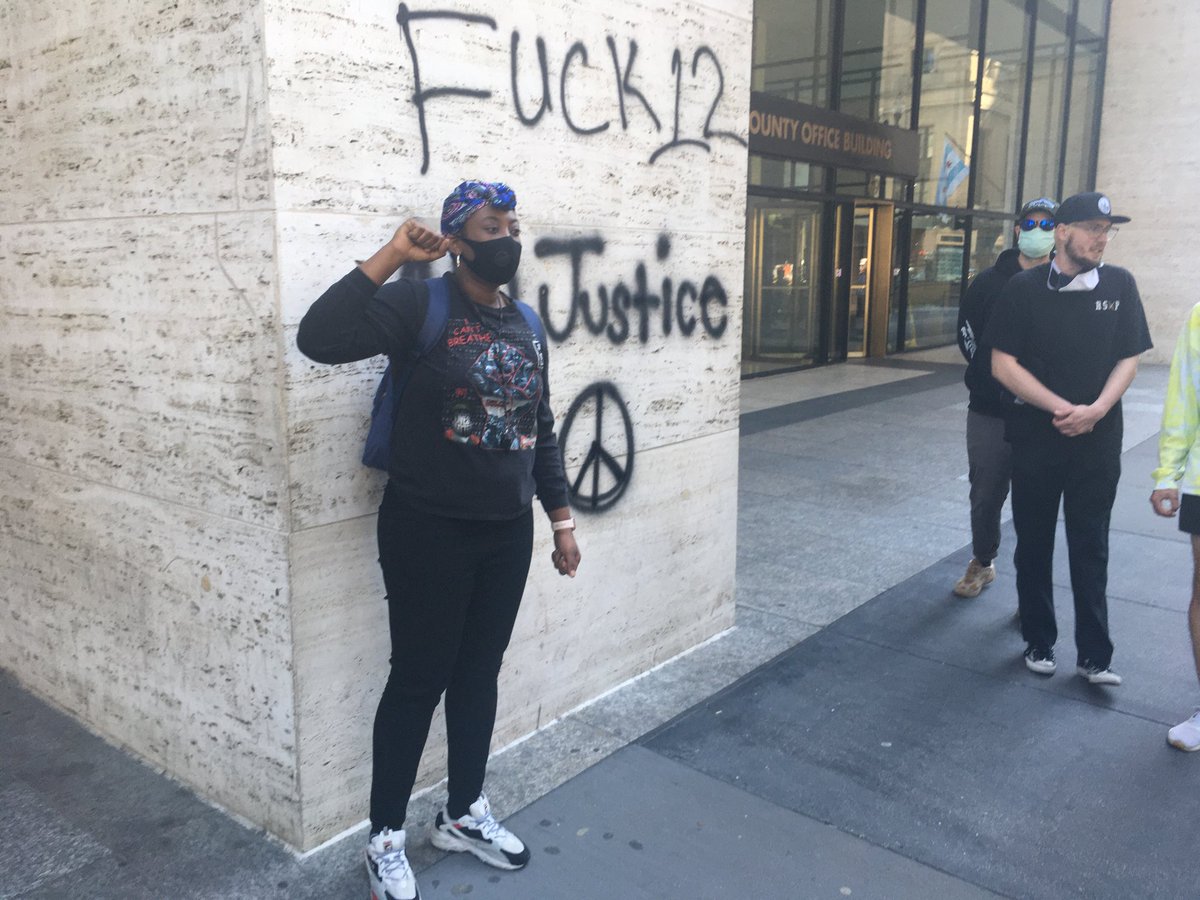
[0,2,272,220]
[1097,2,1200,361]
[0,214,287,530]
[0,460,300,841]
[264,0,748,227]
[290,428,738,847]
[1,0,298,846]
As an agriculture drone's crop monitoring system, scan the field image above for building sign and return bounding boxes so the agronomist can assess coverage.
[748,92,920,179]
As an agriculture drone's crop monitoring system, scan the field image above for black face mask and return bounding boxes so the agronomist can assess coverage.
[458,235,522,286]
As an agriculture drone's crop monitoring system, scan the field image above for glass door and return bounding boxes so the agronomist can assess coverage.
[905,213,965,349]
[848,208,873,357]
[836,200,894,359]
[742,198,827,375]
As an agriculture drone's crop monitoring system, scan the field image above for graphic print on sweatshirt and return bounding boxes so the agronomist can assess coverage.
[442,318,542,450]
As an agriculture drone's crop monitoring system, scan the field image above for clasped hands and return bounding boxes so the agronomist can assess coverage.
[1051,402,1103,437]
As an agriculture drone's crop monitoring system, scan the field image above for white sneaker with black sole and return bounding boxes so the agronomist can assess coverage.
[366,828,420,900]
[430,794,530,871]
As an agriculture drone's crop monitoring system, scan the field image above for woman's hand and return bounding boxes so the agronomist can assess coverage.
[390,219,452,262]
[359,219,451,286]
[551,530,581,577]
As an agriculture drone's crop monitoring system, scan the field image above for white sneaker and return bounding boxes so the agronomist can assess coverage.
[430,794,530,871]
[367,828,420,900]
[1168,711,1200,752]
[1076,664,1122,686]
[1024,645,1056,675]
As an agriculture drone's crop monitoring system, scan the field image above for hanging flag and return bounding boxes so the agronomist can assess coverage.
[936,136,969,206]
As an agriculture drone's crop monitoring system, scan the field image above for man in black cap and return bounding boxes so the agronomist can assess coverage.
[985,192,1152,685]
[954,197,1059,599]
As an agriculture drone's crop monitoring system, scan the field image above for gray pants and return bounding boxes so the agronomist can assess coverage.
[966,409,1012,564]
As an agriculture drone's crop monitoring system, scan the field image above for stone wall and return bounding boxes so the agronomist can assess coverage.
[0,3,301,838]
[277,0,750,847]
[2,0,750,850]
[1096,1,1199,362]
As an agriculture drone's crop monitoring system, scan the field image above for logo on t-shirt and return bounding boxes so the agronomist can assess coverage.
[1095,299,1120,312]
[440,318,543,450]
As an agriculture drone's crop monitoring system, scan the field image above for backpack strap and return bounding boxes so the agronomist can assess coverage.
[513,299,546,349]
[417,276,451,354]
[361,276,451,470]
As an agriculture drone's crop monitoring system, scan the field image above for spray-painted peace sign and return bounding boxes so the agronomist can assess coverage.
[559,381,635,513]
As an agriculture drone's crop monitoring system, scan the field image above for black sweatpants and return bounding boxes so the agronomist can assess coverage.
[369,484,534,833]
[1011,438,1120,668]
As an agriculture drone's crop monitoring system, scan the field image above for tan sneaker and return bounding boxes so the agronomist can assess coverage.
[953,559,995,598]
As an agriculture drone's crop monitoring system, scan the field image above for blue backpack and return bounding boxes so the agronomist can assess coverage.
[362,276,547,471]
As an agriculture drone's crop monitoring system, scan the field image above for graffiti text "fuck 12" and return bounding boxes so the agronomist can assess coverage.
[397,4,748,174]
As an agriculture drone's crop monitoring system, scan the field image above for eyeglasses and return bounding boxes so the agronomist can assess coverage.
[1071,222,1119,238]
[1020,218,1055,232]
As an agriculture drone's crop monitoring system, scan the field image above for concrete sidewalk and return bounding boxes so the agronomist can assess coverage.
[5,351,1198,899]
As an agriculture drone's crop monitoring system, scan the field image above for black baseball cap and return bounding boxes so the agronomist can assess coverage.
[1018,197,1058,220]
[1056,191,1131,225]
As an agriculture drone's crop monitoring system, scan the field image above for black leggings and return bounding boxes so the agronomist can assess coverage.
[369,485,533,832]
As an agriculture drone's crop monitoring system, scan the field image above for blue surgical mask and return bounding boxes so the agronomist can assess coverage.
[1017,228,1055,260]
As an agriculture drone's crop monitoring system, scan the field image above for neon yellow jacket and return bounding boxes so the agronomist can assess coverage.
[1153,303,1200,492]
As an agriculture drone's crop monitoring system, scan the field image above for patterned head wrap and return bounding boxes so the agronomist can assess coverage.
[440,181,518,236]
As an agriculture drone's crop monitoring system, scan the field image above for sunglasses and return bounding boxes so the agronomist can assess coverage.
[1020,218,1056,232]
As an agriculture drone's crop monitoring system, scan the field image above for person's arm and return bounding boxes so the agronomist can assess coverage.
[991,349,1071,415]
[296,219,450,364]
[1051,356,1140,437]
[957,275,985,364]
[358,219,450,287]
[530,343,581,577]
[1151,311,1200,515]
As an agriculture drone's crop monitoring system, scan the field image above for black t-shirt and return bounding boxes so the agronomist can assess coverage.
[297,269,570,520]
[983,261,1152,452]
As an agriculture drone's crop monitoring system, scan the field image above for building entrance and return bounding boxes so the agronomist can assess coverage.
[838,201,893,359]
[742,195,898,375]
[742,196,827,375]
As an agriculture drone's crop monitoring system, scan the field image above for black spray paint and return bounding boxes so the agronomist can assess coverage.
[396,3,746,173]
[533,234,728,345]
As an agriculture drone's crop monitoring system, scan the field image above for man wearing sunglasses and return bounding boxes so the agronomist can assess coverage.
[954,197,1059,599]
[986,192,1152,686]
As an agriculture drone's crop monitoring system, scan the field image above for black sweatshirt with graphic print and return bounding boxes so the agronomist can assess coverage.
[957,247,1022,418]
[297,268,571,521]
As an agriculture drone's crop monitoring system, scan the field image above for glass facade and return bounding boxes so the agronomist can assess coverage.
[914,0,981,207]
[751,0,834,104]
[906,213,965,348]
[975,0,1030,213]
[840,1,919,128]
[1021,1,1069,203]
[1061,2,1109,196]
[744,0,1111,374]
